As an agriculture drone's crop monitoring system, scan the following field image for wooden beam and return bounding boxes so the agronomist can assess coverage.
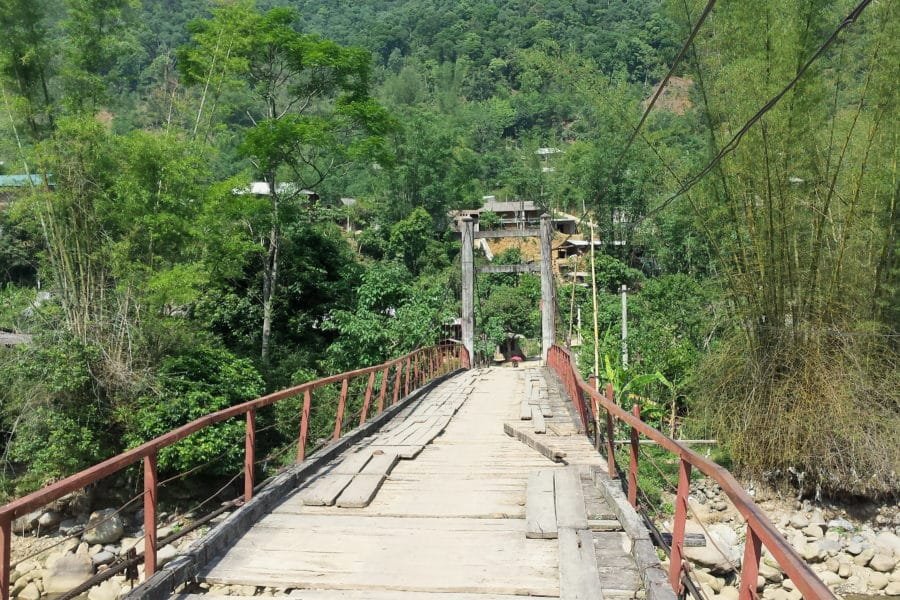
[473,229,541,239]
[477,263,540,274]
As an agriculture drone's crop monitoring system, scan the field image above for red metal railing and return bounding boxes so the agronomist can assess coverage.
[547,345,834,600]
[0,341,469,600]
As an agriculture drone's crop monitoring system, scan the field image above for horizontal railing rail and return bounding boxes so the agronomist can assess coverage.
[547,344,834,600]
[0,341,470,600]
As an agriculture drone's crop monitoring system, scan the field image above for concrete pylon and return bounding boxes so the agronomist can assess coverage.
[460,217,475,363]
[540,213,556,360]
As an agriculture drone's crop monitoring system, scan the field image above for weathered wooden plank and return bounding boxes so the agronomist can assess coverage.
[532,406,547,434]
[336,452,399,508]
[200,515,559,596]
[525,470,557,539]
[520,400,533,420]
[299,450,373,506]
[504,422,567,462]
[554,468,588,530]
[369,444,426,460]
[559,528,604,600]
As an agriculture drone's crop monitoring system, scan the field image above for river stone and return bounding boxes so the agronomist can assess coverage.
[44,553,93,595]
[789,514,809,529]
[802,524,824,539]
[38,510,63,529]
[869,572,890,591]
[838,560,852,578]
[875,531,900,555]
[885,581,900,595]
[718,586,739,600]
[683,522,736,574]
[818,570,841,586]
[11,560,41,581]
[828,518,853,531]
[799,542,825,563]
[17,582,41,600]
[91,550,116,567]
[869,553,896,572]
[854,547,875,566]
[12,510,42,535]
[58,517,87,537]
[759,560,783,583]
[694,569,724,592]
[845,542,863,555]
[157,544,178,568]
[817,538,842,556]
[83,509,125,545]
[87,579,121,600]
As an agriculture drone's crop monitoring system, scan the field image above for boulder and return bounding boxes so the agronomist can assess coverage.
[83,509,124,545]
[44,553,93,595]
[58,517,87,538]
[91,551,116,567]
[845,542,863,556]
[885,581,900,595]
[694,569,725,592]
[12,511,42,535]
[802,524,824,540]
[38,510,63,530]
[816,538,842,556]
[17,583,41,600]
[683,522,737,574]
[87,579,121,600]
[875,531,900,555]
[759,560,783,583]
[799,542,825,563]
[868,553,896,572]
[157,545,178,568]
[718,586,739,600]
[853,547,875,566]
[868,572,889,591]
[789,514,809,529]
[827,518,854,532]
[818,570,841,586]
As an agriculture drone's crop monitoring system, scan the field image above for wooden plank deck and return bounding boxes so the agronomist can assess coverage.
[191,366,643,600]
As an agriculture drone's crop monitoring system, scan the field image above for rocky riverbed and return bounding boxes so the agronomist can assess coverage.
[658,478,900,599]
[8,499,220,600]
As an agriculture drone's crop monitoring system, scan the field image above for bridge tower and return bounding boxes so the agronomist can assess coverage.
[459,213,556,362]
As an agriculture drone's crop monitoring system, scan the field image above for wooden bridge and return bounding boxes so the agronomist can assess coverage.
[0,342,834,600]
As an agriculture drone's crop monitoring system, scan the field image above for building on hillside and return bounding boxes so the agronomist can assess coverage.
[232,181,319,202]
[449,197,578,235]
[0,174,52,210]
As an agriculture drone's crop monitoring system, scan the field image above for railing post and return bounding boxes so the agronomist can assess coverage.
[605,383,617,478]
[404,357,411,397]
[377,366,389,414]
[669,457,692,595]
[333,377,349,441]
[297,389,312,462]
[392,363,402,405]
[244,409,256,501]
[588,375,600,452]
[413,353,420,388]
[628,404,640,508]
[360,371,376,426]
[143,452,158,578]
[1,515,10,600]
[739,526,763,600]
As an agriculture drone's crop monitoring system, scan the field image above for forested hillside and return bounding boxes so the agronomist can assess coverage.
[0,0,896,501]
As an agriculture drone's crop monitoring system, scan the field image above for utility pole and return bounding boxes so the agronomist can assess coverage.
[621,284,628,370]
[589,219,600,391]
[461,217,475,363]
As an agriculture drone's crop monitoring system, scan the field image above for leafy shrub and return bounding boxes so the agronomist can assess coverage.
[120,345,264,477]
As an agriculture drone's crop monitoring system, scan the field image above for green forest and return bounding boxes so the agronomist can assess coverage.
[0,0,896,501]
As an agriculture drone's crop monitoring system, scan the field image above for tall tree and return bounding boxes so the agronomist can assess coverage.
[178,2,393,363]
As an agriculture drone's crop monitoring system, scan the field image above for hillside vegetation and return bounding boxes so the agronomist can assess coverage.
[0,0,896,499]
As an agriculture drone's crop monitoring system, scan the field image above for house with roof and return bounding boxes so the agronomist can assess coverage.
[0,173,52,209]
[449,197,578,234]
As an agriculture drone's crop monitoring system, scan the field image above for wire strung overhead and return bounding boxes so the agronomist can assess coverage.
[640,0,876,223]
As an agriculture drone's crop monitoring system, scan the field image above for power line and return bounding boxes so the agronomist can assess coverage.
[561,0,717,240]
[604,0,717,185]
[641,0,875,223]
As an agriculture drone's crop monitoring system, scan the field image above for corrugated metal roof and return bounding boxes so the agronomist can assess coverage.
[0,174,47,187]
